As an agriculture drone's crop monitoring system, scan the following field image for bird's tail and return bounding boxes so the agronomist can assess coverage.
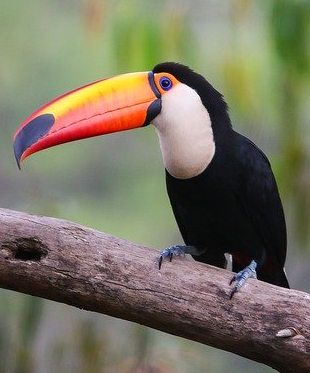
[258,267,290,289]
[277,268,290,288]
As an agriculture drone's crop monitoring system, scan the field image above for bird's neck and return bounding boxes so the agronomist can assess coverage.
[153,85,215,179]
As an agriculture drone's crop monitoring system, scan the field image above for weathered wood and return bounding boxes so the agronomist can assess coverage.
[0,208,309,372]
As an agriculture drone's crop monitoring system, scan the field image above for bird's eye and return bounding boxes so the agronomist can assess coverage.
[159,76,173,91]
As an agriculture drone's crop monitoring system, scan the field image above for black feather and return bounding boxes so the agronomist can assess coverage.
[155,62,289,288]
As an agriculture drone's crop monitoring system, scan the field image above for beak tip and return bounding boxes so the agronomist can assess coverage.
[13,113,55,169]
[15,156,21,170]
[13,141,22,169]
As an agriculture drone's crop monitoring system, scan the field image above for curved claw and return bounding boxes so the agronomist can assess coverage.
[229,274,237,286]
[158,245,187,270]
[229,260,257,299]
[229,287,237,300]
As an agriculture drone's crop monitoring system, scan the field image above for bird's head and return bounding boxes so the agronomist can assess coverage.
[14,62,231,178]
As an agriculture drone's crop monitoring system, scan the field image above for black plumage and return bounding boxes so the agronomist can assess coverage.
[153,62,289,289]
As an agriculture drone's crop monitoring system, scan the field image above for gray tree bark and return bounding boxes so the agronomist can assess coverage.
[0,208,309,372]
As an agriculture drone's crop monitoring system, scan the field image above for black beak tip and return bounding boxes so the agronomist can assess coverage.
[13,137,24,169]
[13,113,55,169]
[14,150,21,170]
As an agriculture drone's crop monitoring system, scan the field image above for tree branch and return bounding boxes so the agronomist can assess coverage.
[0,208,309,372]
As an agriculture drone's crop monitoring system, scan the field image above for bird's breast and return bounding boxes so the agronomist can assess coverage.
[153,83,215,179]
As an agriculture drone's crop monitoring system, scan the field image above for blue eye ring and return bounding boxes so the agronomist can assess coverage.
[159,76,173,91]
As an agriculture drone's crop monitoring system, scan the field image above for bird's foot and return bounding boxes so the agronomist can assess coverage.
[229,260,257,299]
[158,245,198,269]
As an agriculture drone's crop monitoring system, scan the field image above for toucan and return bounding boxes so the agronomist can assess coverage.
[13,62,289,297]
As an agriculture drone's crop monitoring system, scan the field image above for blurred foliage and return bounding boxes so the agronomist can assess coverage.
[0,0,310,372]
[270,0,310,245]
[14,297,44,373]
[271,0,310,74]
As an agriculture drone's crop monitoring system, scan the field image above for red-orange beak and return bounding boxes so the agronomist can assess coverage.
[13,71,161,168]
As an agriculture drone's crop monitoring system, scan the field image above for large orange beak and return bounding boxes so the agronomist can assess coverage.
[13,71,161,168]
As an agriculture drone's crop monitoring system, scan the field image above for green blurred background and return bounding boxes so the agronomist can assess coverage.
[1,0,310,372]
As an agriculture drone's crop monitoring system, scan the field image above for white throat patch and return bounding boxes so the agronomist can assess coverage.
[152,83,215,179]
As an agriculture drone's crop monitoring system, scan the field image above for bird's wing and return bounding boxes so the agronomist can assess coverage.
[235,134,287,270]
